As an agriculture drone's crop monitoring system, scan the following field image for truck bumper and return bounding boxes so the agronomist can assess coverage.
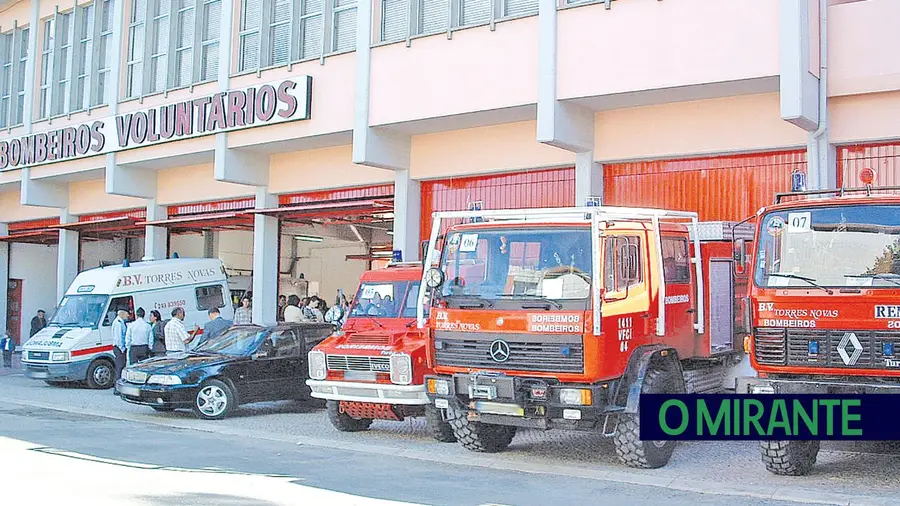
[425,373,613,431]
[306,379,429,405]
[21,359,91,382]
[736,376,900,394]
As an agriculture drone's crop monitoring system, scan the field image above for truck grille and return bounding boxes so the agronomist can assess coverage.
[433,331,584,374]
[347,333,392,345]
[28,351,50,361]
[326,355,391,372]
[756,328,900,369]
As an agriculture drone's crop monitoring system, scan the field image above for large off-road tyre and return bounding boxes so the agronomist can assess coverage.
[447,406,516,453]
[614,364,684,469]
[760,440,820,476]
[192,379,235,420]
[85,359,115,390]
[425,405,457,443]
[326,400,373,432]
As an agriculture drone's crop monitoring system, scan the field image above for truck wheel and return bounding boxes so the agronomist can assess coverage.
[425,405,457,443]
[447,406,516,453]
[193,379,235,420]
[614,365,683,469]
[326,400,373,432]
[85,360,115,390]
[760,440,820,476]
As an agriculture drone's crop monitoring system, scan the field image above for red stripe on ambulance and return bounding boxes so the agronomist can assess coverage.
[71,345,114,357]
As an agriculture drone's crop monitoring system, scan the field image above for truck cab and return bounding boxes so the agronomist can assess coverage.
[421,206,749,469]
[306,263,456,442]
[737,185,900,476]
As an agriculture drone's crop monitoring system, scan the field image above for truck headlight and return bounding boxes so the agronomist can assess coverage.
[147,375,182,385]
[308,350,327,380]
[389,353,412,385]
[559,388,592,406]
[427,378,450,395]
[51,352,68,362]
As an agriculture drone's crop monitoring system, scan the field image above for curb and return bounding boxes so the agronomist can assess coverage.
[0,396,890,506]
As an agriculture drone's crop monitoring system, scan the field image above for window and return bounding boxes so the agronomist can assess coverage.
[126,0,222,98]
[662,237,691,284]
[350,281,406,318]
[38,2,116,119]
[271,330,302,357]
[238,0,348,72]
[104,296,135,326]
[604,236,643,293]
[379,0,535,42]
[0,31,12,128]
[196,284,226,311]
[401,282,431,318]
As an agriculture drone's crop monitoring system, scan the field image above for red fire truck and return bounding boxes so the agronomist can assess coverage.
[737,179,900,476]
[307,263,456,442]
[420,206,751,468]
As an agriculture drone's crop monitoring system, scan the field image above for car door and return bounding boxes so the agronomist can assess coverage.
[271,330,305,400]
[244,330,300,402]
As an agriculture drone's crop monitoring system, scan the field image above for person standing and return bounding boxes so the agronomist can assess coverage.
[283,295,303,323]
[111,310,130,383]
[233,297,252,325]
[125,308,152,365]
[277,295,287,322]
[30,310,47,337]
[1,333,15,368]
[149,310,167,357]
[197,308,231,347]
[164,307,192,355]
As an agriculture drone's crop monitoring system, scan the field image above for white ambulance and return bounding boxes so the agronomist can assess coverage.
[20,258,234,389]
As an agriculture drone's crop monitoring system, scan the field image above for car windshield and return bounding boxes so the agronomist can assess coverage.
[194,327,267,356]
[439,227,592,300]
[755,204,900,289]
[350,281,408,318]
[48,295,108,327]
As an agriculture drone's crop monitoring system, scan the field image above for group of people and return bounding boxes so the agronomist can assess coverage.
[277,293,351,327]
[110,305,233,383]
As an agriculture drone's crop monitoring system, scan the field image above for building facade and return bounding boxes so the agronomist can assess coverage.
[0,0,898,343]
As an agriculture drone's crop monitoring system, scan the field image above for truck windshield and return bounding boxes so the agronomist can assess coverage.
[48,295,108,327]
[439,228,592,300]
[755,204,900,289]
[350,281,409,318]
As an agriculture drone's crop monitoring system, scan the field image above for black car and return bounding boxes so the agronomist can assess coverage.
[116,323,334,420]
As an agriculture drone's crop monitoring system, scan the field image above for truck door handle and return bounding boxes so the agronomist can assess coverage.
[640,313,650,318]
[686,309,696,314]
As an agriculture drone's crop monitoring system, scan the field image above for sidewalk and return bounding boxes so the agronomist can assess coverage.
[0,353,22,376]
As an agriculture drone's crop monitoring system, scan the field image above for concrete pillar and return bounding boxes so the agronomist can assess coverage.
[574,152,604,206]
[0,223,8,337]
[808,136,837,190]
[143,201,168,261]
[203,231,216,259]
[780,0,819,131]
[57,211,79,301]
[252,189,279,324]
[393,169,421,262]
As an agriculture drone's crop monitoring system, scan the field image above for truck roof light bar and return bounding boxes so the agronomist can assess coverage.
[773,185,900,204]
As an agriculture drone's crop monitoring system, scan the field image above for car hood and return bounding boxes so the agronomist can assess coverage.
[129,353,238,374]
[23,327,95,351]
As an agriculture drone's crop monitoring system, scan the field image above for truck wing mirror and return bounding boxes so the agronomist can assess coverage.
[733,239,747,275]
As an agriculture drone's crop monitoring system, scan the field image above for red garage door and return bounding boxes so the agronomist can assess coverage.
[420,167,575,240]
[604,150,807,222]
[839,142,900,187]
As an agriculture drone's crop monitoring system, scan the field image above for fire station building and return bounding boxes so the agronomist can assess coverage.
[0,0,898,343]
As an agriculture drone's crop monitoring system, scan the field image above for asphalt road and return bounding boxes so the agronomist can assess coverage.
[0,368,898,505]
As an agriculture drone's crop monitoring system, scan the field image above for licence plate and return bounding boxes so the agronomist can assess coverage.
[30,372,49,379]
[469,384,497,400]
[474,401,525,417]
[117,384,141,397]
[343,371,377,382]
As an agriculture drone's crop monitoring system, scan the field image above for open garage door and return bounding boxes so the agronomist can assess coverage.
[839,142,900,187]
[52,210,147,269]
[0,218,61,245]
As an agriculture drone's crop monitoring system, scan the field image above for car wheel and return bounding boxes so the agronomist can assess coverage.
[193,379,234,420]
[85,360,115,390]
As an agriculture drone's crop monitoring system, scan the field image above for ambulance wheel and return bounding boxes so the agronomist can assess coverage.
[425,405,457,443]
[614,365,683,469]
[193,379,234,420]
[447,406,516,453]
[326,400,372,432]
[760,440,820,476]
[86,359,115,390]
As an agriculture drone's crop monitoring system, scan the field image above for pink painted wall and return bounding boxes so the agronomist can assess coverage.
[369,17,539,126]
[829,0,900,97]
[558,0,780,100]
[269,145,392,195]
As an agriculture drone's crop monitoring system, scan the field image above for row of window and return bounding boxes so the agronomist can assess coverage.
[379,0,538,42]
[0,27,29,128]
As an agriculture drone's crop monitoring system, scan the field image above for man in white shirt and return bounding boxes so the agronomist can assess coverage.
[164,307,192,356]
[111,310,130,382]
[125,307,153,365]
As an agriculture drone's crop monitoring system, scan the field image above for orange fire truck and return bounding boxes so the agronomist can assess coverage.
[420,206,751,468]
[737,181,900,476]
[307,263,456,442]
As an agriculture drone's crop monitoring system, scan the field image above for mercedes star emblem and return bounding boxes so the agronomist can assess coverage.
[489,339,511,363]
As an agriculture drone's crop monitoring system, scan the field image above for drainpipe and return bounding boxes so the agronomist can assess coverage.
[808,0,829,189]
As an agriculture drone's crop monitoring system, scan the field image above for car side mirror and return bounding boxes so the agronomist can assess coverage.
[733,239,747,275]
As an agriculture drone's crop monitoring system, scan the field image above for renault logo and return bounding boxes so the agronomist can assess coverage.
[489,339,511,363]
[837,332,864,366]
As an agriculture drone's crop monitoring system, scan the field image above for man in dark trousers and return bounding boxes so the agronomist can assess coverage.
[30,310,47,337]
[1,333,15,368]
[193,308,232,349]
